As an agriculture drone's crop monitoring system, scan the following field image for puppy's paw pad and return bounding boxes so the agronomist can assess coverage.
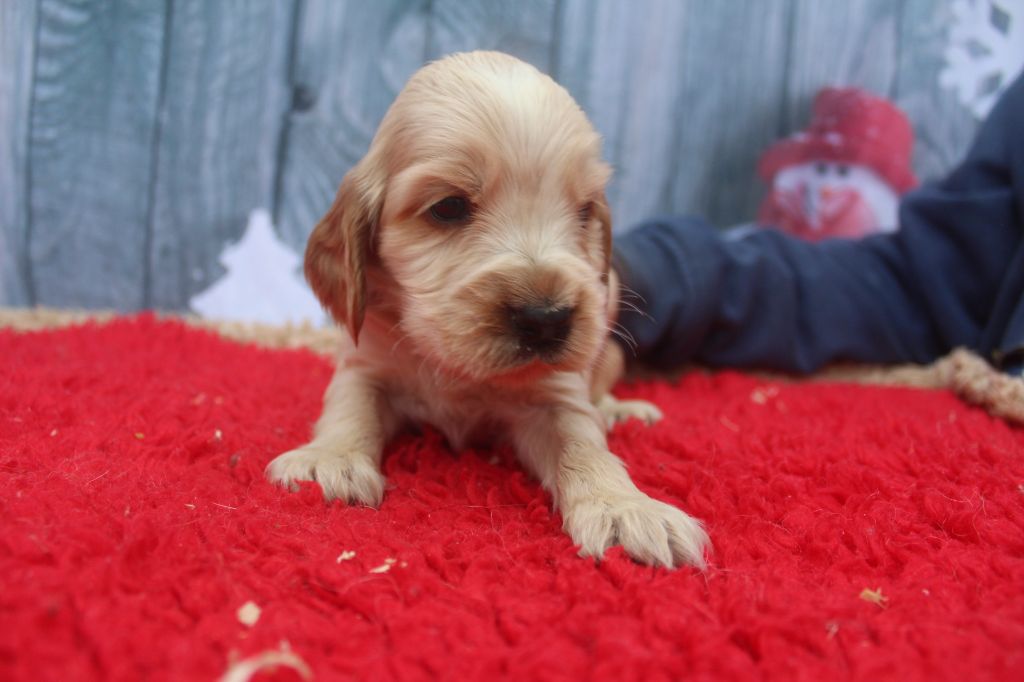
[598,396,663,427]
[565,494,708,569]
[265,447,384,506]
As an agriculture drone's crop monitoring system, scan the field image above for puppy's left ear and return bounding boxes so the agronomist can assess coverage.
[593,191,613,285]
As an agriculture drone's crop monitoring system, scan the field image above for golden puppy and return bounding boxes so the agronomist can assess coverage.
[266,51,709,569]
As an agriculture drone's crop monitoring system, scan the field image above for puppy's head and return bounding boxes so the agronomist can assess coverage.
[306,51,613,382]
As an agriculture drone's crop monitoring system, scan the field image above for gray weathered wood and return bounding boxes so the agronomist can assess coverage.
[0,0,38,306]
[897,0,979,183]
[147,0,296,311]
[662,0,794,228]
[28,0,166,309]
[557,0,689,230]
[426,0,557,70]
[558,0,792,230]
[275,0,430,251]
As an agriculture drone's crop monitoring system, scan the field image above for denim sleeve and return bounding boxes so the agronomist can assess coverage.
[613,74,1024,374]
[613,218,945,372]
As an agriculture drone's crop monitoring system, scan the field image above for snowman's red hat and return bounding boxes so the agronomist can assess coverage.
[758,87,918,193]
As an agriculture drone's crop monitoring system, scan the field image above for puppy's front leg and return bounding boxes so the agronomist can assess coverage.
[512,377,708,569]
[266,367,397,506]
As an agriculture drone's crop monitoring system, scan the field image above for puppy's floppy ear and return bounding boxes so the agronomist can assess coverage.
[592,191,613,284]
[304,168,380,344]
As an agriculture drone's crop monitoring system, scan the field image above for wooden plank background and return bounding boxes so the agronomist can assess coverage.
[27,0,167,309]
[0,0,1000,312]
[0,0,37,306]
[147,0,294,310]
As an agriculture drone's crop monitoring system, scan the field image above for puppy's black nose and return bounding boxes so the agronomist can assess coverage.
[509,304,575,353]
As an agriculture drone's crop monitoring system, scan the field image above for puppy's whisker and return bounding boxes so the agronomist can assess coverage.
[618,283,645,300]
[610,324,638,354]
[618,302,648,322]
[617,284,648,308]
[613,337,638,357]
[616,294,653,322]
[611,321,636,345]
[390,332,413,355]
[618,300,644,315]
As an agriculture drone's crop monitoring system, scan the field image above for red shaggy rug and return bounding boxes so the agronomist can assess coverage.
[2,316,1023,681]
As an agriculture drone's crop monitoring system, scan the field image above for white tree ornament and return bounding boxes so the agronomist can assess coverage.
[940,0,1024,119]
[190,209,327,325]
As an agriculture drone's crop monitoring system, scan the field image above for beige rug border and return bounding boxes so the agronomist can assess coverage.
[3,307,1021,425]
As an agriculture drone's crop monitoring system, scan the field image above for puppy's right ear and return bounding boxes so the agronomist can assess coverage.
[304,170,379,344]
[593,190,613,285]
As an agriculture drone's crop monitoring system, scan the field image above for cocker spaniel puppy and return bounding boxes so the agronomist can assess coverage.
[266,51,708,569]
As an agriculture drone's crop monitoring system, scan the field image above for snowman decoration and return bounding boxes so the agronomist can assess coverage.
[757,88,918,241]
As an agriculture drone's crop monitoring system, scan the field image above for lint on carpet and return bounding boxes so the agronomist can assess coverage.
[1,313,1022,681]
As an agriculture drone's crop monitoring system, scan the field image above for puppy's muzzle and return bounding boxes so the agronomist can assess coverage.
[508,303,575,357]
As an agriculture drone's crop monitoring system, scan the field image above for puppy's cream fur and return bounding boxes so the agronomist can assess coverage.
[266,51,709,569]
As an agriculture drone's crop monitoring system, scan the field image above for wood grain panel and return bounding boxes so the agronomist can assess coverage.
[0,0,38,305]
[426,0,557,70]
[558,0,792,230]
[663,0,793,228]
[274,0,429,250]
[28,0,167,309]
[555,0,692,230]
[147,0,295,311]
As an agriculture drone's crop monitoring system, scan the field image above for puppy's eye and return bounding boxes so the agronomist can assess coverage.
[429,196,471,224]
[578,202,595,227]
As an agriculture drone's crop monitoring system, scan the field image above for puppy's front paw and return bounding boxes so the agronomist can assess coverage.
[597,395,663,428]
[265,446,384,506]
[563,493,709,569]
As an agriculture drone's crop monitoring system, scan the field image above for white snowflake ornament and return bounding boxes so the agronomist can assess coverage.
[190,210,326,325]
[940,0,1024,119]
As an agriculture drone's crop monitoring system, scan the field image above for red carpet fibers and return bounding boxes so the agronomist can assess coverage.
[2,317,1023,681]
